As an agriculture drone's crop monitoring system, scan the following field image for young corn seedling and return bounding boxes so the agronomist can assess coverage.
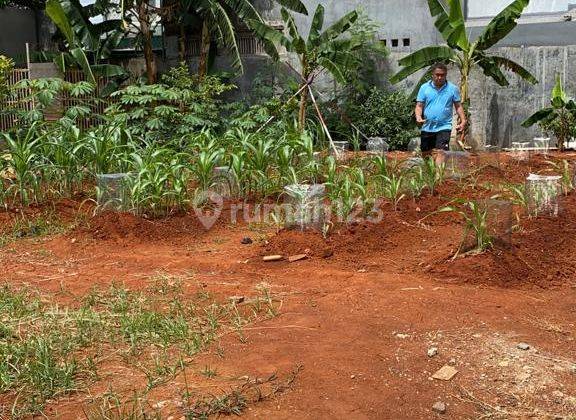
[352,167,370,214]
[547,159,574,195]
[421,157,445,195]
[1,123,43,205]
[381,173,405,211]
[349,129,361,152]
[406,166,426,200]
[437,199,492,258]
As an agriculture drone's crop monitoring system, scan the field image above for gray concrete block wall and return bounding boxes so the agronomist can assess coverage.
[259,0,576,148]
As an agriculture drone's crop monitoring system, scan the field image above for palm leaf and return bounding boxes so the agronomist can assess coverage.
[280,7,306,53]
[391,46,455,84]
[307,4,325,46]
[477,57,509,86]
[551,74,568,107]
[274,0,308,15]
[409,66,434,100]
[427,0,454,44]
[318,57,346,84]
[91,64,126,78]
[248,19,292,60]
[69,47,95,84]
[446,0,469,51]
[474,0,529,51]
[521,108,555,127]
[207,2,243,73]
[488,55,537,84]
[314,9,358,48]
[46,0,75,42]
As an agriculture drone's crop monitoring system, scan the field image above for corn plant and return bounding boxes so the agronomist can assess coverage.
[406,166,426,199]
[125,149,186,217]
[437,199,492,257]
[380,173,405,211]
[547,159,574,195]
[40,124,86,196]
[352,167,370,214]
[229,151,247,198]
[245,137,276,197]
[371,155,400,179]
[83,123,132,176]
[421,157,444,195]
[502,183,529,211]
[1,123,43,205]
[192,147,223,193]
[334,175,357,221]
[349,129,361,152]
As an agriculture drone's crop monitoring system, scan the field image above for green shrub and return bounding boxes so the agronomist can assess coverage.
[106,65,235,142]
[353,88,417,150]
[323,87,417,150]
[0,55,14,101]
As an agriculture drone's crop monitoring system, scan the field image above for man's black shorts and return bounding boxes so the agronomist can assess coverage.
[420,130,451,152]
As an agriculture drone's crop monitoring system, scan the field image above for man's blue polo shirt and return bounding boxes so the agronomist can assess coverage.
[416,80,461,133]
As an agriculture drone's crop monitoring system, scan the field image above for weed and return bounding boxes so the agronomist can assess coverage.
[437,199,493,257]
[200,365,218,378]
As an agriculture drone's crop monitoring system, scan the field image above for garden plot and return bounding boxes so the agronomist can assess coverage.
[0,152,575,419]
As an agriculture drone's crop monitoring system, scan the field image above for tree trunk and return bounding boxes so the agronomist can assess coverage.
[138,1,156,84]
[178,23,187,63]
[198,20,211,79]
[458,63,472,149]
[298,59,309,131]
[298,86,309,131]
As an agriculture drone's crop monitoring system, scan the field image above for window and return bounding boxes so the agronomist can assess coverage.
[466,0,572,18]
[391,39,398,47]
[403,38,410,47]
[380,39,387,46]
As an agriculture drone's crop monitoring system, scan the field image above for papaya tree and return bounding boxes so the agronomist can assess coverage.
[251,4,360,130]
[522,75,576,151]
[390,0,538,146]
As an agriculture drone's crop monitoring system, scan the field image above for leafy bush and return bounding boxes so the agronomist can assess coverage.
[352,88,417,150]
[0,55,14,101]
[106,65,235,142]
[323,87,417,150]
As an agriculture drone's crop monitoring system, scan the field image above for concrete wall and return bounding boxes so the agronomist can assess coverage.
[259,0,576,148]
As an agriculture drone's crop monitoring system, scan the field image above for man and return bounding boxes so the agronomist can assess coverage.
[415,63,467,154]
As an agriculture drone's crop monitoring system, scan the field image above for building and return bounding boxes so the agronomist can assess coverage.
[258,0,576,148]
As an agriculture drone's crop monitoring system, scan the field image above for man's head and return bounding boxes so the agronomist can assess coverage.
[431,63,448,88]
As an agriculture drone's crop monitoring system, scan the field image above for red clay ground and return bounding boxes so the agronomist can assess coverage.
[1,152,576,419]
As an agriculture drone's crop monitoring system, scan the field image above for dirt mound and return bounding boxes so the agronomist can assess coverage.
[262,188,576,289]
[263,229,333,258]
[430,194,576,289]
[77,211,205,243]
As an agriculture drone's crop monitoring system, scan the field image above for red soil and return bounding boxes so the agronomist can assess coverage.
[0,152,575,419]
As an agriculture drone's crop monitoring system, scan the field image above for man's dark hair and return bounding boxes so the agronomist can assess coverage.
[431,62,448,72]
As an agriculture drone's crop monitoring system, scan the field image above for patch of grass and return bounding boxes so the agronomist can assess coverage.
[0,277,278,417]
[0,211,68,247]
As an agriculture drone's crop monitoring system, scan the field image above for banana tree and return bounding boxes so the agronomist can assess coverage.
[251,4,360,130]
[522,75,576,151]
[170,0,308,79]
[390,0,538,144]
[46,0,126,86]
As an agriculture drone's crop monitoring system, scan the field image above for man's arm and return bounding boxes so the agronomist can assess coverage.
[454,101,467,132]
[415,102,426,124]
